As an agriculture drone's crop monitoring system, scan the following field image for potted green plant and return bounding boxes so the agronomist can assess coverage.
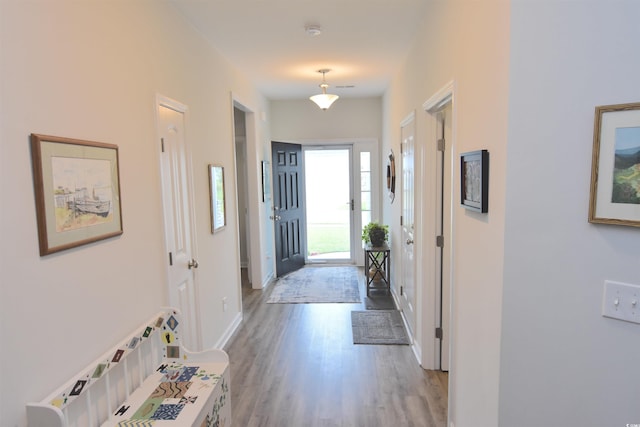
[362,222,389,247]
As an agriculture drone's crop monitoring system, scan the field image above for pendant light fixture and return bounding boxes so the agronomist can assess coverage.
[309,69,339,110]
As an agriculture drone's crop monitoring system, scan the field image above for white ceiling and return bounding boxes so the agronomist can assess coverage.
[169,0,428,100]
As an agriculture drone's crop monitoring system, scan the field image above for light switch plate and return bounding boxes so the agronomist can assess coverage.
[602,280,640,324]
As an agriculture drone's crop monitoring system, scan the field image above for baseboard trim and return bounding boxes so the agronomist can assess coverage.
[260,272,276,290]
[391,289,423,366]
[216,311,243,349]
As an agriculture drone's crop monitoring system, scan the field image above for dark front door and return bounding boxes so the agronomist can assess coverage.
[271,141,306,276]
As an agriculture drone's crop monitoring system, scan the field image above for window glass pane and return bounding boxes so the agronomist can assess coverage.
[360,152,370,172]
[360,171,370,192]
[361,192,371,211]
[362,211,371,228]
[360,150,372,245]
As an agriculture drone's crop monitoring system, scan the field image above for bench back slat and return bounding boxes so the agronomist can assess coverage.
[27,308,185,427]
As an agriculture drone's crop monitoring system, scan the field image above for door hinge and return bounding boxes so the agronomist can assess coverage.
[400,215,403,226]
[400,286,403,295]
[437,138,445,152]
[436,235,444,247]
[435,327,443,339]
[161,138,165,153]
[351,199,354,211]
[168,252,173,266]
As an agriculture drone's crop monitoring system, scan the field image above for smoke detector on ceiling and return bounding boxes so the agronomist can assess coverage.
[305,25,322,36]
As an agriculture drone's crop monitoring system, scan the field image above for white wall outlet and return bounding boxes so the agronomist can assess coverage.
[602,280,640,324]
[222,297,228,312]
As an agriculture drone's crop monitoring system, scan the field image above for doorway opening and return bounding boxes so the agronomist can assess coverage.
[234,107,250,273]
[424,81,455,377]
[304,147,353,262]
[270,139,379,273]
[234,101,271,290]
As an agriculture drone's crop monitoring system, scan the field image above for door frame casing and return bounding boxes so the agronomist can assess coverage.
[231,95,271,290]
[422,82,455,368]
[423,80,456,424]
[295,138,379,267]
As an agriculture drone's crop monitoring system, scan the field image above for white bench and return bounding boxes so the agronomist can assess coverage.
[26,308,231,427]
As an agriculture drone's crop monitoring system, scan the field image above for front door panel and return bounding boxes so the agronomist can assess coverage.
[272,141,306,276]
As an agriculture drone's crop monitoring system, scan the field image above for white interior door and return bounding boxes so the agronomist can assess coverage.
[157,98,201,351]
[400,113,416,335]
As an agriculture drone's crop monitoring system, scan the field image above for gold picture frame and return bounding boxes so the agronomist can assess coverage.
[30,134,123,255]
[589,102,640,227]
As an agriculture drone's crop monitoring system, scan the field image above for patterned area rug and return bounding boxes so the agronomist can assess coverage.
[351,310,410,345]
[266,266,361,304]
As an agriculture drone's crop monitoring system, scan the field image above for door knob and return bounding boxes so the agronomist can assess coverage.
[406,239,414,245]
[269,215,281,221]
[188,259,199,269]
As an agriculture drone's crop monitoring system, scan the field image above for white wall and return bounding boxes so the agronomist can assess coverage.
[0,2,266,426]
[385,1,510,426]
[388,0,640,426]
[499,2,640,426]
[271,97,382,142]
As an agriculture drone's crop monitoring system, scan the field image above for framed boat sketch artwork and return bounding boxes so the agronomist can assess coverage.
[460,149,489,213]
[589,102,640,227]
[30,134,123,256]
[209,164,226,233]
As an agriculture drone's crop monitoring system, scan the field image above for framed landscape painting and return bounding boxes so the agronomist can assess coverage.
[589,103,640,227]
[30,134,123,255]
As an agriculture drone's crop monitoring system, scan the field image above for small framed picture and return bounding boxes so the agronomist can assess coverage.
[387,150,396,203]
[460,149,489,213]
[30,134,123,255]
[261,160,271,202]
[589,102,640,227]
[208,164,226,233]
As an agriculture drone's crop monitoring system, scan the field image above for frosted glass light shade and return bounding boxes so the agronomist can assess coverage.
[310,93,339,110]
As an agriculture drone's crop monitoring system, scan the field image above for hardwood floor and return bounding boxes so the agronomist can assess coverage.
[223,267,448,427]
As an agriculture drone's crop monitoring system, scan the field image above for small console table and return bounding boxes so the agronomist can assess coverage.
[364,243,391,296]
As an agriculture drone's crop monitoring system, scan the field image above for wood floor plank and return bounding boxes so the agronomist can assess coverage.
[224,267,448,427]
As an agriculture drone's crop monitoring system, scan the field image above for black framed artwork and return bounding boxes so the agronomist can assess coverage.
[460,149,489,213]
